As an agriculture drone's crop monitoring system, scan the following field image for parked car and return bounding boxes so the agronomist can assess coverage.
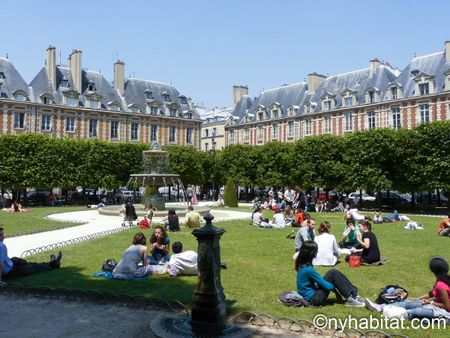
[26,191,52,206]
[376,191,409,206]
[348,192,376,202]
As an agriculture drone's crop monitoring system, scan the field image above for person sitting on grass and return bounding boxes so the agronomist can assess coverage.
[296,240,365,307]
[290,207,304,227]
[163,208,180,232]
[185,206,202,228]
[437,214,450,237]
[347,221,381,264]
[167,241,198,277]
[148,226,170,265]
[365,257,450,321]
[112,232,152,280]
[0,226,62,287]
[268,208,286,229]
[294,218,316,252]
[339,219,361,250]
[284,205,294,226]
[313,221,339,267]
[251,206,269,228]
[373,209,383,224]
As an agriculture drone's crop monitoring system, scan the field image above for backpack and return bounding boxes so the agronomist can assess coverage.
[376,285,408,304]
[102,258,118,272]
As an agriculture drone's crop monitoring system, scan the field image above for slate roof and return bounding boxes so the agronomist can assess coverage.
[393,51,447,98]
[0,57,30,100]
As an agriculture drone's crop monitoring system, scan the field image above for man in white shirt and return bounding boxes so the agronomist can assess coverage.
[167,242,198,277]
[284,188,295,207]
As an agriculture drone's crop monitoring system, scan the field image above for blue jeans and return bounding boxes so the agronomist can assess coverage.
[391,300,434,319]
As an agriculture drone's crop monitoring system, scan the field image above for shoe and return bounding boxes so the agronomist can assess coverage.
[55,251,62,264]
[356,295,365,303]
[364,298,382,312]
[345,296,365,307]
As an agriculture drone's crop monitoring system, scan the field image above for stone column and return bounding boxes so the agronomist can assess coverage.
[191,213,226,331]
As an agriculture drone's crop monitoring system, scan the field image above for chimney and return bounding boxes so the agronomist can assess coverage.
[114,60,125,95]
[68,49,82,93]
[233,85,248,106]
[307,72,327,92]
[46,45,56,90]
[369,58,382,76]
[445,41,450,63]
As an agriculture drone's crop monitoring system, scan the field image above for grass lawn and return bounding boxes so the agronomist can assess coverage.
[9,209,449,337]
[1,206,86,236]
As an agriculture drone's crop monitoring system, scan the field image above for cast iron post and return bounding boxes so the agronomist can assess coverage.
[190,212,226,331]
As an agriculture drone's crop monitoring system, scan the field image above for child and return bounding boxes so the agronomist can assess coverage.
[373,210,383,224]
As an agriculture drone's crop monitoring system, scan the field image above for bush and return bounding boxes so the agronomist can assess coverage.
[224,178,238,207]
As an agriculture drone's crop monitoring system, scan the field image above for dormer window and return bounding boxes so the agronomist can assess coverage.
[323,100,331,111]
[272,109,279,119]
[411,69,420,77]
[288,106,298,116]
[391,87,398,100]
[162,92,170,102]
[129,104,141,113]
[87,82,96,92]
[419,83,429,95]
[61,77,69,88]
[66,96,78,107]
[0,72,5,79]
[258,112,263,121]
[41,96,52,104]
[14,92,27,101]
[186,113,192,119]
[88,98,99,109]
[149,106,158,115]
[169,108,178,117]
[368,91,375,103]
[108,102,121,111]
[179,95,187,104]
[345,97,353,107]
[145,89,153,100]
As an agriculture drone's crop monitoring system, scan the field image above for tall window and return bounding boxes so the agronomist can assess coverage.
[257,126,263,140]
[419,83,429,95]
[345,97,353,107]
[287,121,294,138]
[131,123,139,140]
[41,115,52,131]
[323,116,331,134]
[89,119,98,137]
[368,91,375,103]
[230,131,235,143]
[419,104,430,123]
[66,116,76,132]
[212,127,217,136]
[169,126,176,143]
[391,108,401,129]
[367,111,376,130]
[14,112,25,129]
[186,127,193,144]
[110,121,119,139]
[150,125,158,141]
[391,87,398,100]
[323,100,331,111]
[344,112,353,132]
[169,108,177,117]
[272,124,278,139]
[244,129,249,142]
[305,119,312,135]
[204,129,209,137]
[272,109,279,119]
[258,112,263,121]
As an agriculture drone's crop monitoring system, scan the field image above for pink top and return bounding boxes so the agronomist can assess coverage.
[432,281,450,310]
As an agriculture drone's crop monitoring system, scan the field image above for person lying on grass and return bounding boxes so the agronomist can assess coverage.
[295,240,365,307]
[166,241,198,277]
[365,257,450,322]
[112,232,152,280]
[0,226,61,287]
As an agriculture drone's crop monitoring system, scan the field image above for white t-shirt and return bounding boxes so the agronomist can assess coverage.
[349,208,365,221]
[252,211,263,226]
[313,233,339,266]
[271,213,286,229]
[168,250,198,276]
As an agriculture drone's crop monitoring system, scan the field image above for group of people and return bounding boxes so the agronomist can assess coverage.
[111,227,198,279]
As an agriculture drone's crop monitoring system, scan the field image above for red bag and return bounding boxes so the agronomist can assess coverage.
[139,218,149,229]
[348,254,362,268]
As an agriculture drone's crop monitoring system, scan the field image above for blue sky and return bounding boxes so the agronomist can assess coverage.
[2,0,450,109]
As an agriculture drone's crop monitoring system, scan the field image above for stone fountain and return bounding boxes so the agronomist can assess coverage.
[98,142,209,218]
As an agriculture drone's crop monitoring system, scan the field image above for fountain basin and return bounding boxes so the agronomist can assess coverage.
[98,204,211,218]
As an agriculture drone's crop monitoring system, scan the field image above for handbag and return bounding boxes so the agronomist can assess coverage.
[348,254,362,268]
[102,258,117,272]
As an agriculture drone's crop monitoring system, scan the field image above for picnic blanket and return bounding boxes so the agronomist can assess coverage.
[362,257,389,266]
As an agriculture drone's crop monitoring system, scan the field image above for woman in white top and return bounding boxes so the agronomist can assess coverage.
[269,209,286,229]
[313,221,339,266]
[251,207,269,227]
[113,232,152,279]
